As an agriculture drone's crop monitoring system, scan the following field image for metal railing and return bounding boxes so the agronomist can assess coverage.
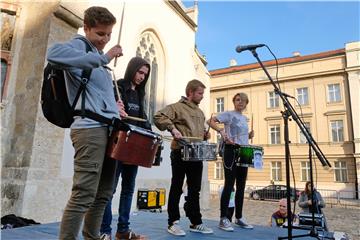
[209,183,360,208]
[317,189,360,208]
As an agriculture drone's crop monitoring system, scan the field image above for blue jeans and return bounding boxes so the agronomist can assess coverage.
[100,161,138,234]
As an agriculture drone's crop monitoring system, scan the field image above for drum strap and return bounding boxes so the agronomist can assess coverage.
[73,110,130,132]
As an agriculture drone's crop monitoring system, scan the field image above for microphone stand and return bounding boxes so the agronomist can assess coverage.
[304,143,322,239]
[247,48,331,240]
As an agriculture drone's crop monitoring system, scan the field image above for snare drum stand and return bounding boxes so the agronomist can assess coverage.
[243,47,332,240]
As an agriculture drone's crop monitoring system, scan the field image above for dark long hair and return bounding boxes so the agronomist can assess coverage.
[304,181,312,196]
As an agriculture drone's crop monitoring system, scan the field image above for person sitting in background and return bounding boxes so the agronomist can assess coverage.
[270,198,298,227]
[298,181,325,214]
[298,181,328,231]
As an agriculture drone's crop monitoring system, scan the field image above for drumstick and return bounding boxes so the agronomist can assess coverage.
[205,113,214,141]
[250,113,254,144]
[123,115,147,122]
[112,71,121,100]
[162,136,203,140]
[114,2,125,67]
[183,136,203,140]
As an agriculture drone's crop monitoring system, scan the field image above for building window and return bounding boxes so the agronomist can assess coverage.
[301,161,311,181]
[1,59,8,99]
[271,161,282,181]
[216,97,224,112]
[1,6,16,101]
[268,91,279,108]
[269,124,281,144]
[299,122,311,144]
[327,83,341,103]
[297,87,309,105]
[136,34,157,123]
[330,120,344,142]
[334,161,348,182]
[214,162,224,180]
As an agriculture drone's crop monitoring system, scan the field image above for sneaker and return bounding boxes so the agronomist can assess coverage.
[167,221,186,236]
[235,217,254,229]
[100,233,112,240]
[189,224,214,234]
[115,230,147,240]
[218,217,234,232]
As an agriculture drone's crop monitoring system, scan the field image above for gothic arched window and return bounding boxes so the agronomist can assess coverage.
[136,31,164,123]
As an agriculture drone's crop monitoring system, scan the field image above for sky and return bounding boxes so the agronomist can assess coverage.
[183,1,360,71]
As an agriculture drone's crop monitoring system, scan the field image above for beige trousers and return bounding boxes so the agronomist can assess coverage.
[59,127,116,240]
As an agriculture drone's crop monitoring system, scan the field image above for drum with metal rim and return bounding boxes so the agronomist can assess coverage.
[234,144,264,168]
[107,123,162,168]
[181,141,217,162]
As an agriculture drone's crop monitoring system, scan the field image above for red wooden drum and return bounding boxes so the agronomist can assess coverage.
[107,124,162,168]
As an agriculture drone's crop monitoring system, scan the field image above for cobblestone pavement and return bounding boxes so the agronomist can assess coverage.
[201,197,360,240]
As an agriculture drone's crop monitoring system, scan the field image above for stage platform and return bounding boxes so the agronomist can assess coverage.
[1,211,333,240]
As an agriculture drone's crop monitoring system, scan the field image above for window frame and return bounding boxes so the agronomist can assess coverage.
[1,51,11,101]
[333,160,348,182]
[214,161,224,180]
[300,161,311,181]
[136,31,164,124]
[296,87,309,106]
[327,83,342,103]
[216,97,224,113]
[271,161,282,181]
[269,124,281,144]
[1,3,17,101]
[268,91,279,108]
[299,122,311,144]
[330,119,344,142]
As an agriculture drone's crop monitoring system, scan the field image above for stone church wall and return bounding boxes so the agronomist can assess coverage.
[1,1,84,222]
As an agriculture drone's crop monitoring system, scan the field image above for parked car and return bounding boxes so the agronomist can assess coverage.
[249,185,300,201]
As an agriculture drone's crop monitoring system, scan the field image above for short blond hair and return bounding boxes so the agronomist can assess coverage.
[232,92,249,104]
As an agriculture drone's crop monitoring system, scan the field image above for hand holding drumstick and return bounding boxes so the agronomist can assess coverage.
[171,128,183,140]
[116,99,128,118]
[250,113,254,143]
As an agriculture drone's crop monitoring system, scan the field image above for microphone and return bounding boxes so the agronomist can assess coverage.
[235,44,265,53]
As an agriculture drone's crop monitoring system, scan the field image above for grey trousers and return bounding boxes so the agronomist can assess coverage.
[59,127,116,240]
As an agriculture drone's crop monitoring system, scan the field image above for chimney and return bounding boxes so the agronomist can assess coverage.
[292,51,301,57]
[229,59,237,67]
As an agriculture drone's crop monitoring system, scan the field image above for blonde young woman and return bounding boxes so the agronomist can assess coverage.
[208,93,254,232]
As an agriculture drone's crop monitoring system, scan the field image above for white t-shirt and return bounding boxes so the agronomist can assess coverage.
[217,110,249,145]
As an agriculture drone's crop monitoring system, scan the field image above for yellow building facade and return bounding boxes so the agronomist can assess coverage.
[208,42,360,194]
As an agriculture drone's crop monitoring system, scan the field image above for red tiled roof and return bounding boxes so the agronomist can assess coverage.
[210,49,345,76]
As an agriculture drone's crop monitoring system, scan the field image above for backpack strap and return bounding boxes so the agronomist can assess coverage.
[80,68,91,117]
[70,39,92,112]
[69,40,121,127]
[70,68,91,110]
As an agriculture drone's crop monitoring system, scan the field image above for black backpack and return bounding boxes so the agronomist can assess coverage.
[41,39,118,128]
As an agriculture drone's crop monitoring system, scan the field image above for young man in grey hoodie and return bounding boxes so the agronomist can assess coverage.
[46,6,124,240]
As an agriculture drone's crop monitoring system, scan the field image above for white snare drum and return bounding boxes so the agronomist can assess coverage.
[181,141,217,161]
